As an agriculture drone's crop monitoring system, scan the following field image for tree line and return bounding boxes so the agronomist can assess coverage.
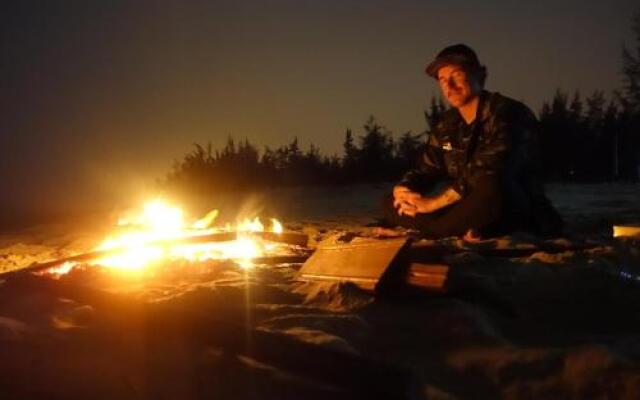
[161,114,430,196]
[539,89,638,181]
[161,12,640,195]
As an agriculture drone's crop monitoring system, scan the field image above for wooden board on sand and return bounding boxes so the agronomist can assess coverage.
[297,238,411,291]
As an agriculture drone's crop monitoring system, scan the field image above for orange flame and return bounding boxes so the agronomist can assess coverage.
[87,199,284,273]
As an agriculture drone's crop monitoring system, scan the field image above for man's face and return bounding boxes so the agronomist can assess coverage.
[437,64,480,108]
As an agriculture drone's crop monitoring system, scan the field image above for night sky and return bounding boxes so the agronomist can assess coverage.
[1,0,637,221]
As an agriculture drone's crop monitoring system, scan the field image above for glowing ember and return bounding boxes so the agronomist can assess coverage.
[192,209,219,229]
[271,218,283,234]
[237,217,264,232]
[76,199,287,273]
[45,261,76,276]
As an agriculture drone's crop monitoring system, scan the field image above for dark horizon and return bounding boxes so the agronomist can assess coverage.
[1,0,638,221]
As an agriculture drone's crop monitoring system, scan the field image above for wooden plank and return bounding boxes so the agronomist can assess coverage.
[297,238,410,291]
[613,225,640,238]
[406,263,449,292]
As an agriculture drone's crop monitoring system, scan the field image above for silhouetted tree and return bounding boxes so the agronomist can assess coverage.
[341,128,358,183]
[602,101,620,180]
[539,89,571,180]
[618,9,640,181]
[583,91,607,180]
[356,116,396,182]
[261,146,281,185]
[424,96,447,131]
[567,91,587,179]
[395,131,424,172]
[621,11,640,113]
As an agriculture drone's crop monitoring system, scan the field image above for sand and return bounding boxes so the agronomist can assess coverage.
[0,183,639,399]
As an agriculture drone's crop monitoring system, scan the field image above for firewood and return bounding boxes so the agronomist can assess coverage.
[0,231,309,278]
[254,231,309,247]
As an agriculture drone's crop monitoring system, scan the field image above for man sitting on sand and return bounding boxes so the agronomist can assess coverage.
[380,44,563,239]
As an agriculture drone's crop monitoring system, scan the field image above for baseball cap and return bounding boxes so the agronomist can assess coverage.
[425,44,483,78]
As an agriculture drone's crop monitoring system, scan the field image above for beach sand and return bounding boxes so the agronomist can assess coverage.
[1,183,639,399]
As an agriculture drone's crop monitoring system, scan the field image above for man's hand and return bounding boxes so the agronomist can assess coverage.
[392,185,439,217]
[393,185,419,205]
[393,185,421,216]
[398,196,439,216]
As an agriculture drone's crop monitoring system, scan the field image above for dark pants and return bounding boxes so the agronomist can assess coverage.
[380,177,508,239]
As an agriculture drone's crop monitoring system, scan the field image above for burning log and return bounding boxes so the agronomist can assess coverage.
[0,231,310,279]
[131,230,308,247]
[254,231,308,247]
[240,254,311,265]
[154,230,308,248]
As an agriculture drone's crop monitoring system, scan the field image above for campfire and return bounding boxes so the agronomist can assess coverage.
[43,199,308,277]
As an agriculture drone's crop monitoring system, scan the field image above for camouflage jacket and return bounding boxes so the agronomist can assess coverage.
[401,90,562,234]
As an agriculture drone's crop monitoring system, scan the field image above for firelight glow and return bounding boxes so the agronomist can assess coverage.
[89,199,284,272]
